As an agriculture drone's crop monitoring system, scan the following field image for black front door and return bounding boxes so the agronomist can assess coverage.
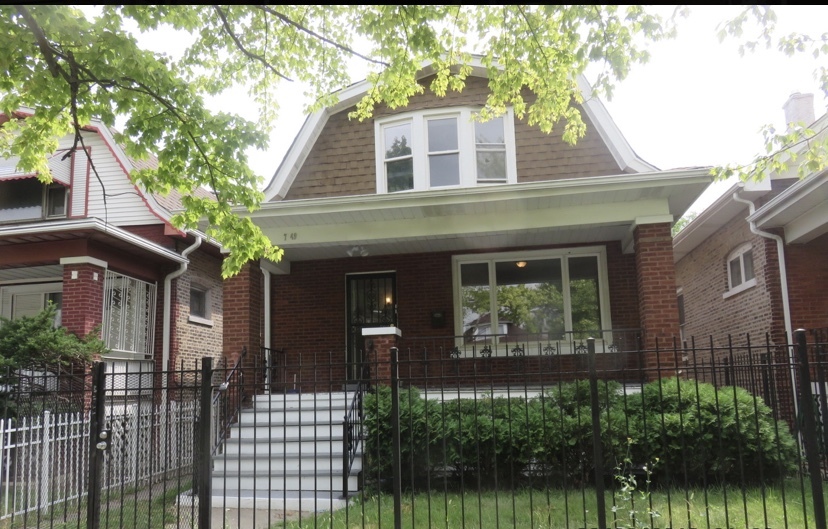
[346,273,396,380]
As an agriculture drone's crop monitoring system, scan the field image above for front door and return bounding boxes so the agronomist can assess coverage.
[346,273,396,381]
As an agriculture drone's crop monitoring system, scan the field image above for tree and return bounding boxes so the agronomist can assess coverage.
[0,304,105,369]
[713,6,828,183]
[1,5,675,275]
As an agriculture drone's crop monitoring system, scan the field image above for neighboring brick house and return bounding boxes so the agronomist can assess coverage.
[233,63,711,388]
[0,110,225,389]
[674,93,828,349]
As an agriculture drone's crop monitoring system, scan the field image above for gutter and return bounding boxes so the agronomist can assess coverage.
[732,187,798,420]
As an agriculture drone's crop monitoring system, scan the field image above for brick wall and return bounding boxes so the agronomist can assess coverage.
[169,248,224,369]
[223,261,263,367]
[675,213,780,346]
[272,242,642,390]
[634,223,680,367]
[282,76,622,200]
[785,231,828,331]
[61,262,106,342]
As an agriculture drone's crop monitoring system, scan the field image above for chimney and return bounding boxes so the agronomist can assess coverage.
[783,92,815,127]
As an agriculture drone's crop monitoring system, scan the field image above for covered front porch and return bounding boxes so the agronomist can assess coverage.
[223,169,710,389]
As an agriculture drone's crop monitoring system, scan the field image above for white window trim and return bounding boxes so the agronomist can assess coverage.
[451,246,612,355]
[375,107,517,194]
[188,283,213,326]
[723,243,757,299]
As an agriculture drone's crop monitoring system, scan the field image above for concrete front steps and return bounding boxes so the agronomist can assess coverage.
[211,391,362,512]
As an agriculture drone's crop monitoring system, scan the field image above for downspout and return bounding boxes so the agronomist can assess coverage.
[262,266,272,389]
[732,187,798,420]
[163,236,203,375]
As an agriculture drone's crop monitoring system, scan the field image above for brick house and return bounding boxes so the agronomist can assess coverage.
[231,64,711,389]
[674,93,828,349]
[0,111,225,388]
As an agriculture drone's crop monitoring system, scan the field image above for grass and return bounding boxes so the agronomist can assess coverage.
[274,480,827,529]
[0,480,194,529]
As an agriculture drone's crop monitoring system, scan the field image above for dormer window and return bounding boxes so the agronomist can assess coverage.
[375,108,517,193]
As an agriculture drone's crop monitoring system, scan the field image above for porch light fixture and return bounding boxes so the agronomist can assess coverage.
[346,245,369,257]
[515,261,527,268]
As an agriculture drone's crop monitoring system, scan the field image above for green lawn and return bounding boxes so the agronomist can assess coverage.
[275,481,827,529]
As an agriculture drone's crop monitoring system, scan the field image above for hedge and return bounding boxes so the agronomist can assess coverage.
[363,379,798,490]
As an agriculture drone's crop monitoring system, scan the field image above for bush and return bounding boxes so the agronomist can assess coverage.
[630,378,798,485]
[362,378,798,490]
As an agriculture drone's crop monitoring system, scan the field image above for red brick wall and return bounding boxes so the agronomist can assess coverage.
[272,243,642,389]
[61,262,106,342]
[223,261,262,367]
[785,232,828,332]
[675,213,780,346]
[634,223,680,366]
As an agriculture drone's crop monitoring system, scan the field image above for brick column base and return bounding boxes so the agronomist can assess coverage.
[362,327,402,386]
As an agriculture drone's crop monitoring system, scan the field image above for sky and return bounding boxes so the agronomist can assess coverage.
[124,5,828,216]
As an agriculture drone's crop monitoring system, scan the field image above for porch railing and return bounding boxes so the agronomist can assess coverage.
[211,346,247,456]
[405,328,643,358]
[342,378,364,498]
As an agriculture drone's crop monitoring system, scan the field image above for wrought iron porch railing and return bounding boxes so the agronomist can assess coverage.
[403,328,643,358]
[342,376,365,499]
[211,346,247,456]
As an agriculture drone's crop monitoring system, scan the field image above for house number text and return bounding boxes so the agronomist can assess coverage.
[283,233,298,241]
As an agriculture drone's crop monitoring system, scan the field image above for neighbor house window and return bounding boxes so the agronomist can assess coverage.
[103,270,157,359]
[0,282,63,326]
[0,179,68,223]
[453,247,611,354]
[724,244,756,298]
[375,108,517,193]
[189,283,213,325]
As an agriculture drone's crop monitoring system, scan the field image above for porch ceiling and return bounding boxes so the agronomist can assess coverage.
[749,171,828,243]
[242,169,711,263]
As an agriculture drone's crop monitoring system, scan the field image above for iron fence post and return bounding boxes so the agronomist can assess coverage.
[390,346,402,529]
[587,337,608,529]
[795,329,827,529]
[198,357,213,529]
[86,362,106,529]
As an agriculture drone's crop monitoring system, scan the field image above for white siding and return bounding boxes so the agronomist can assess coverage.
[57,133,161,226]
[69,148,87,216]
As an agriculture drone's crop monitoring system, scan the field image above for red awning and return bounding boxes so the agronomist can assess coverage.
[0,172,70,186]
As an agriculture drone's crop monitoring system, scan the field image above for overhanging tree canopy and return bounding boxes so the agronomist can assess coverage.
[1,6,824,275]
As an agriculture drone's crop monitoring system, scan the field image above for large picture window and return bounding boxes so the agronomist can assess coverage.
[454,248,610,353]
[375,108,517,193]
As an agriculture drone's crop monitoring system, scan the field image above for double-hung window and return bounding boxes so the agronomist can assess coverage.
[453,247,611,354]
[724,244,756,298]
[376,108,516,193]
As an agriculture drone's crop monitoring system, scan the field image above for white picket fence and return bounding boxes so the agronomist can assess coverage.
[0,400,198,519]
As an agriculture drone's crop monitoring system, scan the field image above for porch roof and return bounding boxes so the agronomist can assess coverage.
[243,169,711,263]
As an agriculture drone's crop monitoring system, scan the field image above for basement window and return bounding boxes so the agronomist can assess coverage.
[189,284,213,326]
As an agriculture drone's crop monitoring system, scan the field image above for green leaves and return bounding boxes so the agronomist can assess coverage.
[2,5,676,275]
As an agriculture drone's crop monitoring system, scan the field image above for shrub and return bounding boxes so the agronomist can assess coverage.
[630,378,798,484]
[362,378,798,490]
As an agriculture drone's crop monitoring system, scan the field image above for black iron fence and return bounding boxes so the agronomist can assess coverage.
[3,332,828,528]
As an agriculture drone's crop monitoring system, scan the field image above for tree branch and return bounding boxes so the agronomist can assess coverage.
[13,5,67,81]
[254,5,388,67]
[212,5,292,81]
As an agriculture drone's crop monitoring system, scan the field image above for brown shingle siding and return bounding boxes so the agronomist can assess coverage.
[284,76,624,200]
